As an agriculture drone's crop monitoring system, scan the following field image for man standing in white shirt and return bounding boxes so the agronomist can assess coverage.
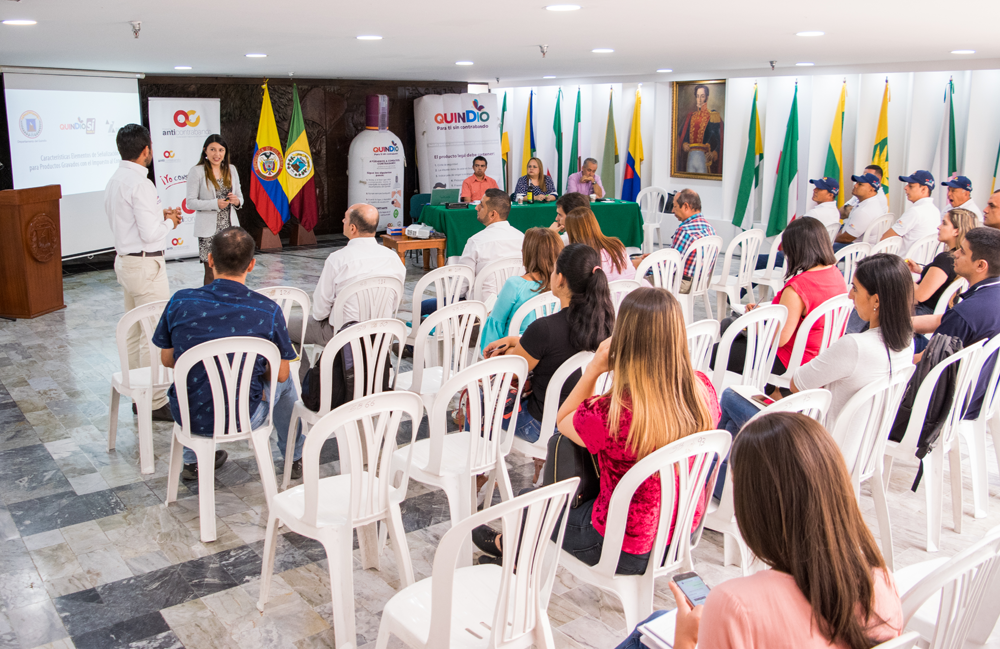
[834,172,888,250]
[845,164,888,214]
[105,124,183,421]
[295,203,406,346]
[941,176,983,220]
[804,176,841,230]
[883,170,940,254]
[455,188,524,300]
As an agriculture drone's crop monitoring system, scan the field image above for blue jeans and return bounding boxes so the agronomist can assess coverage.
[561,498,652,575]
[754,251,785,271]
[182,378,302,465]
[615,610,670,649]
[713,388,761,499]
[509,405,543,443]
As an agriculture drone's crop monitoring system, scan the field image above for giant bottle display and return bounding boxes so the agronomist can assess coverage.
[347,95,405,230]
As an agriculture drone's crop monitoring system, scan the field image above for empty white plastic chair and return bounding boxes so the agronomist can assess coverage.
[255,285,311,396]
[473,256,523,314]
[375,479,579,649]
[608,279,643,315]
[768,294,853,389]
[749,233,786,302]
[108,300,171,475]
[257,391,424,649]
[863,213,895,245]
[557,430,731,630]
[508,291,560,337]
[710,304,788,394]
[958,335,1000,519]
[933,278,968,316]
[676,235,723,323]
[400,264,475,346]
[686,319,719,374]
[636,186,670,254]
[835,241,871,286]
[710,228,765,318]
[906,232,943,267]
[331,275,404,330]
[871,235,903,257]
[635,247,683,295]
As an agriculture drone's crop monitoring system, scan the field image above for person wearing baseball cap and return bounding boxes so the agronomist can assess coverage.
[942,175,983,220]
[845,164,889,214]
[881,170,940,255]
[834,172,888,249]
[804,177,841,231]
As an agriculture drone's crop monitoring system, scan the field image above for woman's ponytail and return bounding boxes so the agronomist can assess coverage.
[557,244,614,350]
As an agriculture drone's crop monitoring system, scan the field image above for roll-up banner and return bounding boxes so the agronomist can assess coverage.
[148,98,221,260]
[414,93,503,194]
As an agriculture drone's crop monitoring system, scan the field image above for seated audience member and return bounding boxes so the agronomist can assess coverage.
[834,173,888,250]
[713,217,847,384]
[483,244,614,478]
[942,175,983,220]
[758,176,840,271]
[153,227,303,480]
[293,204,406,346]
[567,157,605,198]
[475,288,720,571]
[715,253,914,494]
[846,163,889,214]
[460,155,498,202]
[480,227,564,352]
[913,227,1000,419]
[907,208,977,317]
[669,189,717,293]
[665,412,903,649]
[513,157,556,201]
[455,188,524,299]
[882,170,939,253]
[549,192,591,244]
[565,206,637,281]
[984,189,1000,230]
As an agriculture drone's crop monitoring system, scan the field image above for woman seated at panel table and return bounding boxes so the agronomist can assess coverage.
[513,157,557,202]
[565,206,637,281]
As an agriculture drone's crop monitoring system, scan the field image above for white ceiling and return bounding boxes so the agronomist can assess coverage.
[0,0,998,84]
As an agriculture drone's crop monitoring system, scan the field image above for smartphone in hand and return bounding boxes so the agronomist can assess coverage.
[672,571,711,607]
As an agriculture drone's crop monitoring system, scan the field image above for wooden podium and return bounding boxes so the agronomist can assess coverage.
[0,185,66,319]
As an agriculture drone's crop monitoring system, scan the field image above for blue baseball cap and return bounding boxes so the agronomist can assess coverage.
[899,170,935,190]
[942,175,973,191]
[809,177,839,194]
[851,173,882,191]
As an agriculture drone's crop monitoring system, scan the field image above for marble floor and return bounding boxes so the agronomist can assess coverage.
[0,239,998,649]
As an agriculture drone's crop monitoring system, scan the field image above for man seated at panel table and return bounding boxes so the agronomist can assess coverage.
[668,188,717,294]
[291,204,406,346]
[567,158,605,199]
[942,175,983,220]
[549,192,591,245]
[833,172,889,251]
[460,156,498,203]
[153,227,304,481]
[881,170,940,255]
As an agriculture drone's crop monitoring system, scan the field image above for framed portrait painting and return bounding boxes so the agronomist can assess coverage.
[671,80,726,181]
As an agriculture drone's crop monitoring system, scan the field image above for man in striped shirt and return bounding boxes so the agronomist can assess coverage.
[669,189,716,293]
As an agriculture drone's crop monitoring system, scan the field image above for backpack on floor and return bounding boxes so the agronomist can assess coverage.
[300,321,393,413]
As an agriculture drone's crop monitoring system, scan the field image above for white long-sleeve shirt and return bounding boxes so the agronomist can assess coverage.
[312,237,407,322]
[453,220,525,300]
[105,160,174,255]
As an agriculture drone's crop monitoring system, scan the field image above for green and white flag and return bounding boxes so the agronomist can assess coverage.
[732,85,763,226]
[567,89,582,178]
[553,89,563,195]
[767,85,799,237]
[932,79,957,210]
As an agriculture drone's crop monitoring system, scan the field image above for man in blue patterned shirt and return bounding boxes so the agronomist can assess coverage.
[153,227,303,480]
[669,189,716,293]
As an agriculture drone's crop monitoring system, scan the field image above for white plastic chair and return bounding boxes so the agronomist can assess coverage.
[401,264,475,346]
[375,479,579,649]
[257,391,424,649]
[473,256,523,315]
[895,525,1000,649]
[933,278,968,316]
[710,304,788,394]
[883,341,986,552]
[635,248,683,295]
[108,300,171,475]
[829,366,915,571]
[508,291,560,337]
[825,221,841,243]
[686,319,719,374]
[165,337,281,542]
[331,275,404,330]
[557,430,731,630]
[835,241,871,286]
[709,228,765,318]
[871,235,903,256]
[958,335,1000,520]
[906,233,943,267]
[863,213,896,245]
[284,319,405,490]
[608,279,643,315]
[872,632,922,649]
[768,294,853,389]
[749,234,786,302]
[256,286,311,396]
[396,301,486,409]
[676,235,723,323]
[637,186,669,253]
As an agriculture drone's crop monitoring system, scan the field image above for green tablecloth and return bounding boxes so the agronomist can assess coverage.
[419,200,644,258]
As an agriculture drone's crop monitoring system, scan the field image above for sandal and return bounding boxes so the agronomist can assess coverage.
[472,525,503,557]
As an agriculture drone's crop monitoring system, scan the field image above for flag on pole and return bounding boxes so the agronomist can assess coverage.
[283,84,318,232]
[872,81,890,210]
[567,89,582,178]
[732,85,763,226]
[622,89,644,202]
[824,83,847,208]
[250,82,290,235]
[553,89,563,194]
[521,91,536,175]
[600,90,618,199]
[500,92,510,192]
[932,78,958,210]
[992,138,1000,194]
[767,84,799,237]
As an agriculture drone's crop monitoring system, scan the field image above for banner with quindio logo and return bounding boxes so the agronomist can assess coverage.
[148,98,220,260]
[413,93,502,194]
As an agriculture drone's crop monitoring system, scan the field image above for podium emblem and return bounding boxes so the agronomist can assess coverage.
[25,214,58,263]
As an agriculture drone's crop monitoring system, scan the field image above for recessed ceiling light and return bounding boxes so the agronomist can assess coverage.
[796,62,815,66]
[592,48,614,54]
[545,4,581,10]
[245,53,267,58]
[456,61,474,66]
[543,75,556,79]
[2,19,37,25]
[951,49,975,54]
[657,68,672,73]
[174,66,192,70]
[356,35,382,40]
[796,31,824,37]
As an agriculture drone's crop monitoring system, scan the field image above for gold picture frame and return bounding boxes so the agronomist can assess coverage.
[671,80,726,181]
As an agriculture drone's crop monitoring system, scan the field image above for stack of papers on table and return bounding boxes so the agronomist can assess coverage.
[638,609,678,648]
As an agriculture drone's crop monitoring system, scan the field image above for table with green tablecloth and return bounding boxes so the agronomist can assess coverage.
[418,200,644,258]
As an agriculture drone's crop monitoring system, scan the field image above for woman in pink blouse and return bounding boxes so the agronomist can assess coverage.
[565,207,637,282]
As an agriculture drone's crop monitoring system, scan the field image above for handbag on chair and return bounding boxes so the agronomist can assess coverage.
[542,433,600,508]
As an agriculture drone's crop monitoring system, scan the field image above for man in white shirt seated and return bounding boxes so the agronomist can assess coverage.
[942,175,983,220]
[845,164,888,214]
[804,176,841,230]
[882,170,940,254]
[834,172,888,251]
[293,203,406,346]
[985,190,1000,230]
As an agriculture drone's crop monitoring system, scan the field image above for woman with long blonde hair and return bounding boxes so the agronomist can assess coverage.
[513,156,556,202]
[565,206,636,280]
[908,207,979,316]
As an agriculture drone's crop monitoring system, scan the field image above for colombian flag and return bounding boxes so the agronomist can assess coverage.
[250,82,290,235]
[521,91,536,175]
[284,85,318,232]
[622,89,643,202]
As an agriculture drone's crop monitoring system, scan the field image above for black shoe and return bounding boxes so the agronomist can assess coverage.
[151,405,174,422]
[472,524,503,557]
[289,459,302,480]
[477,554,502,565]
[181,450,228,480]
[132,403,138,415]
